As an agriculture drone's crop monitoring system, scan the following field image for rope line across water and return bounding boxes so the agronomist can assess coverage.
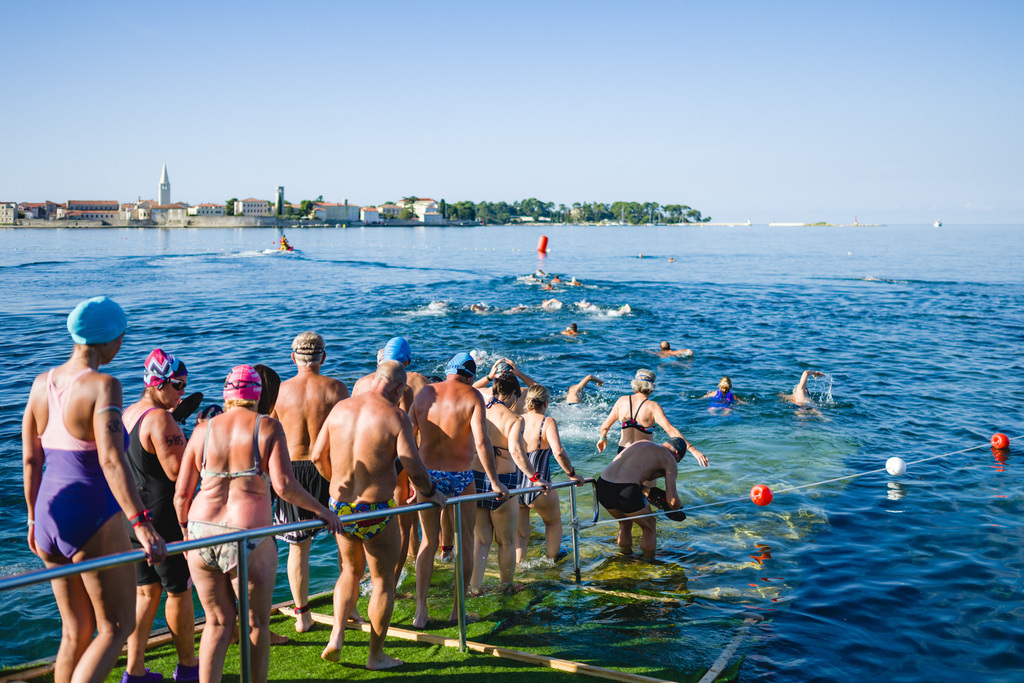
[585,435,1019,527]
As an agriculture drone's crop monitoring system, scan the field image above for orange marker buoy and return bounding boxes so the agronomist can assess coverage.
[537,235,548,254]
[751,485,773,506]
[991,433,1010,450]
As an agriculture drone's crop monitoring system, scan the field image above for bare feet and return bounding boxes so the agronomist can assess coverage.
[295,611,312,633]
[366,653,403,670]
[270,630,290,645]
[412,611,429,629]
[347,607,365,625]
[321,645,341,663]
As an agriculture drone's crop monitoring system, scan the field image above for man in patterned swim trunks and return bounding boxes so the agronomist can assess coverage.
[312,361,445,670]
[271,331,350,632]
[409,352,508,629]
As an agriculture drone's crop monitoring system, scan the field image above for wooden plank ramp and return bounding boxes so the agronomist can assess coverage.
[279,608,675,683]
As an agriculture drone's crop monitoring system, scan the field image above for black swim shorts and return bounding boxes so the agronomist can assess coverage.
[596,477,647,514]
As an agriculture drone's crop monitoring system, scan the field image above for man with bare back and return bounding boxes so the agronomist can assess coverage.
[311,361,446,670]
[271,332,350,632]
[409,352,508,628]
[351,336,431,580]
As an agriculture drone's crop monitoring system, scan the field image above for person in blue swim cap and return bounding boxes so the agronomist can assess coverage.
[408,351,510,628]
[24,296,167,683]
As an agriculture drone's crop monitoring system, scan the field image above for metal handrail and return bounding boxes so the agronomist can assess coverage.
[1,477,597,680]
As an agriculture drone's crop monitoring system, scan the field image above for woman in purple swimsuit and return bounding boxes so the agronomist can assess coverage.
[22,296,167,683]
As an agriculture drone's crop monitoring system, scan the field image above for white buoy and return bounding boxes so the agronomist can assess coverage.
[886,456,907,476]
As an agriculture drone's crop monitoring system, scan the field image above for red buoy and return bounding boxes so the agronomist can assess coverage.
[991,433,1010,450]
[751,484,773,506]
[537,235,548,254]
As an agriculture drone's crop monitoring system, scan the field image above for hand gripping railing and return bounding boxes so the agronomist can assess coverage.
[0,477,596,682]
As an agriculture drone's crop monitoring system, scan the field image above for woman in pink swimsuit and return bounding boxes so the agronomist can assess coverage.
[22,296,167,683]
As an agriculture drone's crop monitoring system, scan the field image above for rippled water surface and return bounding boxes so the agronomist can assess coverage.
[1,224,1021,680]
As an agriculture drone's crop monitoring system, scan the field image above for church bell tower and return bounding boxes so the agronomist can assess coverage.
[159,163,171,205]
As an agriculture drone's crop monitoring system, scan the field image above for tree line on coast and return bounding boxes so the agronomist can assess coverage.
[225,195,710,225]
[439,198,710,225]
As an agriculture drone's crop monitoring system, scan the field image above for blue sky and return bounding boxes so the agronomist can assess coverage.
[3,1,1021,223]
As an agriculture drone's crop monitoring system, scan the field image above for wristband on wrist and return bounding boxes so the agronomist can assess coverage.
[597,435,607,442]
[130,509,154,528]
[27,519,35,527]
[425,481,438,498]
[567,468,576,477]
[529,472,540,483]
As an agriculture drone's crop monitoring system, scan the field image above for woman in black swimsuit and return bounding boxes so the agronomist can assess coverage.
[596,369,709,467]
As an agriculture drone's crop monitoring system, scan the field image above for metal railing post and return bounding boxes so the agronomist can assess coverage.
[454,501,467,652]
[569,483,582,584]
[237,537,251,683]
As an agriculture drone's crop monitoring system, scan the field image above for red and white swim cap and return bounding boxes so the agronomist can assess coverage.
[224,365,262,401]
[144,348,178,387]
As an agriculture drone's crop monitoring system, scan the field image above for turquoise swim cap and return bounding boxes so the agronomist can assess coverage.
[445,352,476,379]
[382,337,412,364]
[67,296,127,345]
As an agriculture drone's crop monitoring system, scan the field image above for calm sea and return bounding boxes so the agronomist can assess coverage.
[1,224,1021,680]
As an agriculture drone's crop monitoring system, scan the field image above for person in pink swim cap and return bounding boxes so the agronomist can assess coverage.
[175,364,342,683]
[223,365,262,402]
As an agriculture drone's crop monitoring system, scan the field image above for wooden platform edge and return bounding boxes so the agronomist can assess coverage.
[289,610,675,683]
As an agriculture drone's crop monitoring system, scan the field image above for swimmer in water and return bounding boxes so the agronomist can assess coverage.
[668,257,675,262]
[506,304,529,314]
[569,277,582,286]
[783,370,824,406]
[700,377,746,405]
[656,341,693,358]
[470,303,488,313]
[561,323,580,336]
[550,275,562,284]
[566,374,602,404]
[541,298,563,311]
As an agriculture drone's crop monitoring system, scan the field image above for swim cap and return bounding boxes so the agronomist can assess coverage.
[382,337,412,364]
[224,365,262,401]
[666,437,689,457]
[143,348,179,387]
[495,361,513,375]
[445,352,476,379]
[67,296,127,345]
[172,358,188,380]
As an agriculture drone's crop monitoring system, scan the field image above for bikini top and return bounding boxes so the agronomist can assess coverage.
[200,413,271,484]
[621,396,654,435]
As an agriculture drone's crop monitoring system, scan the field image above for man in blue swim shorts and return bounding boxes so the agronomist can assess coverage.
[408,352,508,628]
[311,361,445,670]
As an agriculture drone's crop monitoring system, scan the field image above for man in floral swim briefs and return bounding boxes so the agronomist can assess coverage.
[312,361,445,670]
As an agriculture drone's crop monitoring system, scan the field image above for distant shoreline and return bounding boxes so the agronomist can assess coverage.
[3,219,893,229]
